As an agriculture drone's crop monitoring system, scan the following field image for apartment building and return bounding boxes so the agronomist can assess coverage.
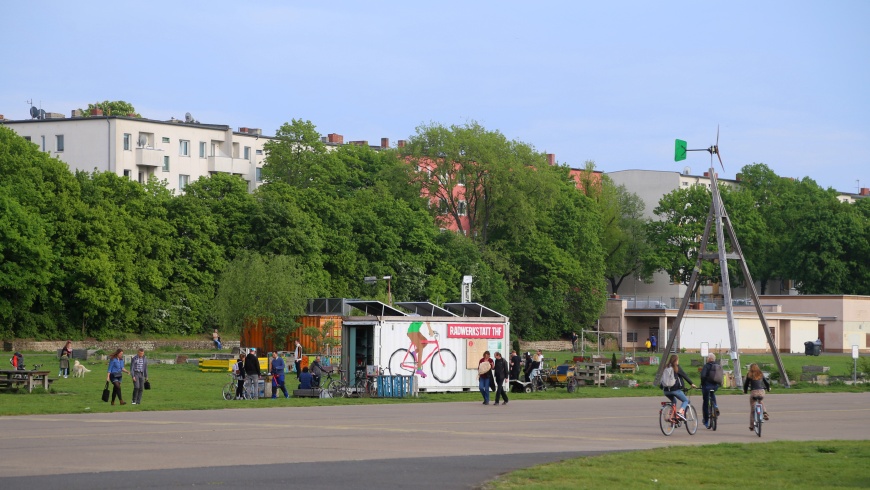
[2,111,270,194]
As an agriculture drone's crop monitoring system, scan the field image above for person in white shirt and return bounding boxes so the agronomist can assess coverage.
[294,340,303,380]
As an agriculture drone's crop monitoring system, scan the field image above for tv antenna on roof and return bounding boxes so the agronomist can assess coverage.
[660,127,790,389]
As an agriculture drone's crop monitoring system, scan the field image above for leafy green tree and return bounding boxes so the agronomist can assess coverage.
[261,119,335,188]
[79,100,140,117]
[212,251,313,341]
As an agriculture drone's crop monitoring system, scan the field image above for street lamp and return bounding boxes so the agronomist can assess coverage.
[364,275,393,305]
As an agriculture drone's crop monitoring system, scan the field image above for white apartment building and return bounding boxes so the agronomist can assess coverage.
[2,112,270,194]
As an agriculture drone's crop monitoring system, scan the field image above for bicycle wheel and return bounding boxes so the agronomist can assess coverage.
[222,382,235,400]
[659,404,676,436]
[684,404,698,435]
[430,348,457,383]
[354,379,368,398]
[755,406,763,437]
[708,404,718,431]
[388,349,415,376]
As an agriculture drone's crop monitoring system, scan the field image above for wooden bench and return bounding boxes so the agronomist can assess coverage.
[292,389,322,398]
[619,363,637,373]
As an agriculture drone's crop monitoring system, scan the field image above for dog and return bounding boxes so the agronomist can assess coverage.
[73,360,91,377]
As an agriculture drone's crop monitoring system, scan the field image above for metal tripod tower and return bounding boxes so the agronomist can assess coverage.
[658,139,790,387]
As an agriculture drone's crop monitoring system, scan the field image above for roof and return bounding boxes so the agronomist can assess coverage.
[442,303,506,318]
[394,302,456,317]
[344,300,406,317]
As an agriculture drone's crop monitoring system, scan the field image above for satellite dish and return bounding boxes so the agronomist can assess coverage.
[138,135,147,147]
[683,166,691,175]
[185,112,193,123]
[30,106,39,119]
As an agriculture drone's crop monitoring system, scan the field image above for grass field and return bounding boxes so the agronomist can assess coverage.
[484,440,870,489]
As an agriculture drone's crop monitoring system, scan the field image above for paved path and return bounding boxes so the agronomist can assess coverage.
[1,392,867,488]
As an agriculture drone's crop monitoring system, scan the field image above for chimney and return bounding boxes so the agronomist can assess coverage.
[546,153,556,165]
[239,127,248,133]
[735,173,743,181]
[71,109,83,118]
[703,171,709,177]
[327,133,344,144]
[397,140,407,148]
[861,188,870,196]
[381,137,389,149]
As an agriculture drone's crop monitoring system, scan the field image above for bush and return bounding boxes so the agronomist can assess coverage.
[611,353,618,370]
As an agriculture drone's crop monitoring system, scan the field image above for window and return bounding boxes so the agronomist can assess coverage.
[255,149,263,155]
[123,169,131,178]
[458,200,467,216]
[162,137,170,143]
[256,167,263,182]
[244,146,251,160]
[438,198,449,213]
[24,136,31,142]
[56,135,64,152]
[163,156,170,172]
[627,332,638,342]
[179,174,190,190]
[123,133,131,151]
[179,140,190,157]
[199,141,206,158]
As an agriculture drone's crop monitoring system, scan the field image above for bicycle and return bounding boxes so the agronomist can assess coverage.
[322,367,353,398]
[387,331,457,383]
[222,373,251,400]
[659,388,698,436]
[354,368,381,398]
[751,394,766,437]
[704,387,719,431]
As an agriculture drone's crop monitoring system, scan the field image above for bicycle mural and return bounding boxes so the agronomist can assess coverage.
[384,320,507,388]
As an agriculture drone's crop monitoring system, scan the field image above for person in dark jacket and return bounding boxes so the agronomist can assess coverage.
[298,366,313,389]
[743,363,771,430]
[523,352,533,382]
[662,354,697,420]
[270,352,288,399]
[244,348,261,400]
[130,348,149,405]
[509,350,521,381]
[234,353,246,399]
[493,352,509,405]
[699,353,721,428]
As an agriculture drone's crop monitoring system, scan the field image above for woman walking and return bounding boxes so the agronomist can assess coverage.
[106,349,130,406]
[478,351,494,405]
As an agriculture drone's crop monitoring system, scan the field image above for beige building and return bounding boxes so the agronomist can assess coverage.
[2,112,269,194]
[760,295,870,353]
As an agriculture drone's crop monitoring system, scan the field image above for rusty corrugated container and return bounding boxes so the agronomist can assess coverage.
[241,316,343,355]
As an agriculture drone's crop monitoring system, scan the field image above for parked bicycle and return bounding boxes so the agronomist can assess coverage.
[222,373,251,400]
[322,367,353,398]
[354,368,381,398]
[659,387,698,436]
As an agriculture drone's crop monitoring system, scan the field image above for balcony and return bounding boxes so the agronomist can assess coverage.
[135,147,164,167]
[208,155,248,174]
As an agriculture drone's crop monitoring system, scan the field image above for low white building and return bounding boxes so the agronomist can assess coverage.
[2,112,269,194]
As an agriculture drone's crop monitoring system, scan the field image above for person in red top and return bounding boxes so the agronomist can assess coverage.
[478,351,494,405]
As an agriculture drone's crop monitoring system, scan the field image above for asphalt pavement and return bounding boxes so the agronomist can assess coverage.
[1,392,867,488]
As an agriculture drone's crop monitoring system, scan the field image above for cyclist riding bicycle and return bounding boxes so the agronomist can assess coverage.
[661,354,697,421]
[743,363,770,431]
[699,353,722,429]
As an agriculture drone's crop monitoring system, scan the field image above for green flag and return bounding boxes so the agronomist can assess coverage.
[675,139,687,162]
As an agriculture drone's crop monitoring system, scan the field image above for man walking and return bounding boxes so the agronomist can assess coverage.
[493,352,509,406]
[650,334,657,353]
[244,348,261,399]
[270,352,288,398]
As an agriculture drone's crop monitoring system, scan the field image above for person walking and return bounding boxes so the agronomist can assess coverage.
[106,349,130,406]
[743,363,771,430]
[650,334,657,353]
[661,354,696,420]
[270,352,288,398]
[233,353,246,399]
[293,340,303,380]
[478,351,494,405]
[493,352,509,405]
[244,348,261,400]
[59,340,73,378]
[699,353,721,428]
[509,350,521,381]
[130,348,149,405]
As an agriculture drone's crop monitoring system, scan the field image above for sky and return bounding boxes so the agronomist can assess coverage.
[2,1,868,193]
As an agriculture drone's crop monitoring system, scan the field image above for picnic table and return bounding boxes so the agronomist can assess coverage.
[0,370,54,393]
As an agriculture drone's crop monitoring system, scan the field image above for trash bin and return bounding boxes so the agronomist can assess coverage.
[804,341,821,356]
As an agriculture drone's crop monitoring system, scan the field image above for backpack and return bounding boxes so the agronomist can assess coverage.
[478,361,492,375]
[711,363,724,385]
[661,366,676,389]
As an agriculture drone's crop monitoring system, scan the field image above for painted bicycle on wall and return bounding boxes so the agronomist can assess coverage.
[387,330,458,383]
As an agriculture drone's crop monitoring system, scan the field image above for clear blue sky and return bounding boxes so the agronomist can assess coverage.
[2,1,868,193]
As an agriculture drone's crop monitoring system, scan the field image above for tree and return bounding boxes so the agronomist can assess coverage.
[78,100,140,117]
[261,119,335,188]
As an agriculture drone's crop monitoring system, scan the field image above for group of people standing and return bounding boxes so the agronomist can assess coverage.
[661,353,771,431]
[106,348,149,406]
[232,342,315,399]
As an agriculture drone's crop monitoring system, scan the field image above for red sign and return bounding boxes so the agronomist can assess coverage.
[446,323,504,339]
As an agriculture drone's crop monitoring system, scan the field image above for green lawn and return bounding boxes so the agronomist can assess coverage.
[484,440,870,489]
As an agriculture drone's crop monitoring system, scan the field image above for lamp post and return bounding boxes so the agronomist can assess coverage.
[364,275,393,305]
